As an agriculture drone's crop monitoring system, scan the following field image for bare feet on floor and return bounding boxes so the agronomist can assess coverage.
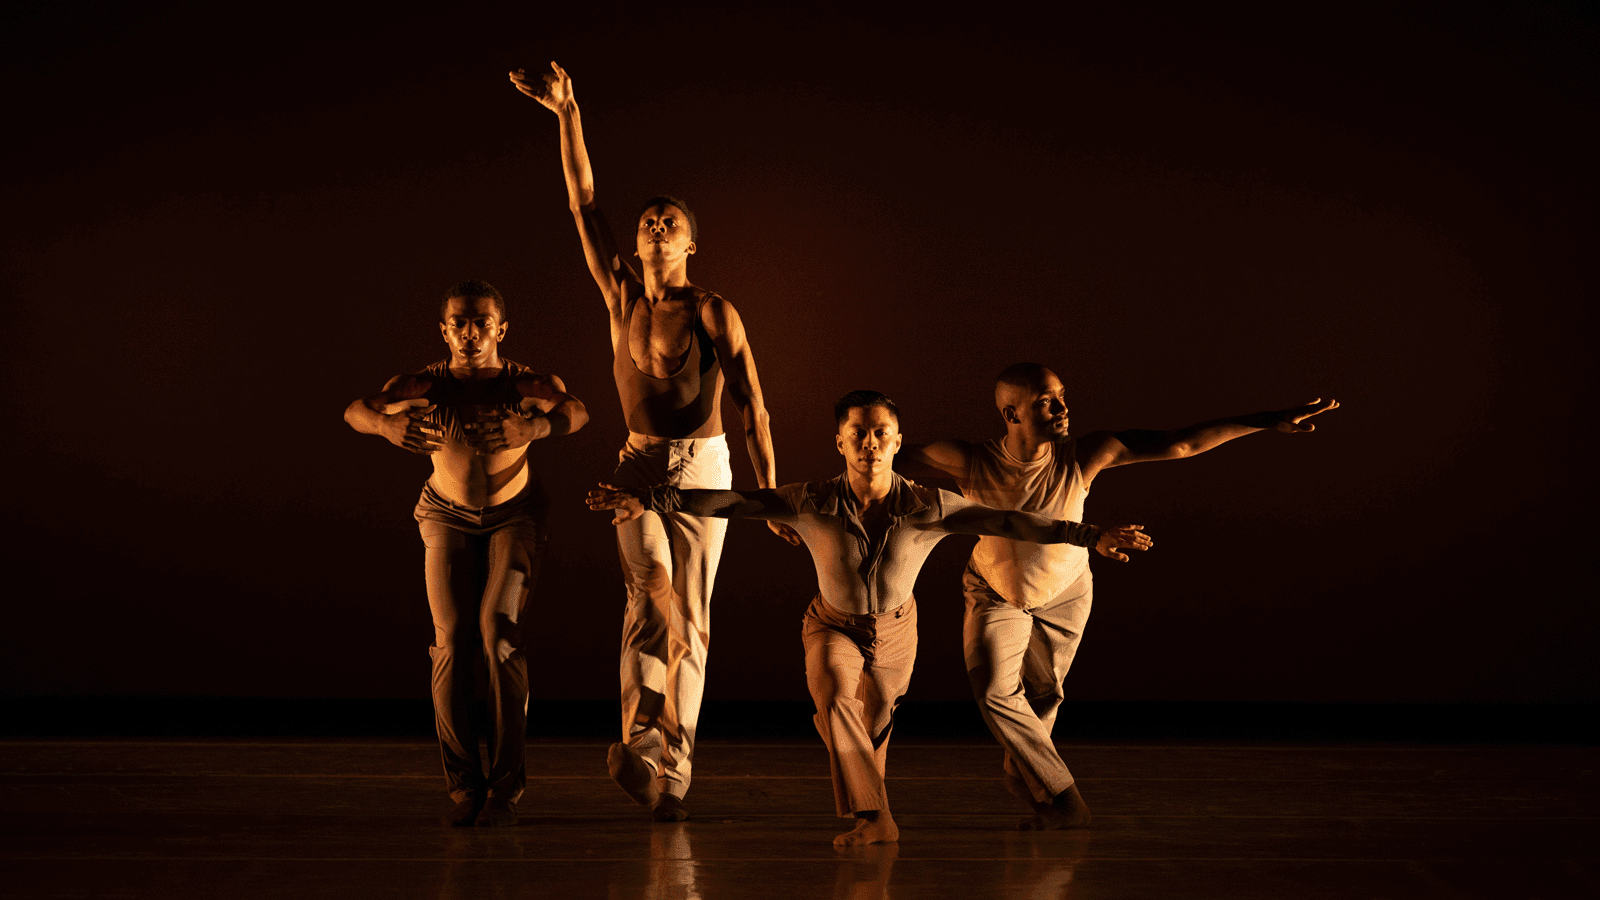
[607,742,660,807]
[1017,782,1091,831]
[834,810,898,847]
[474,797,517,827]
[440,797,484,827]
[652,793,691,822]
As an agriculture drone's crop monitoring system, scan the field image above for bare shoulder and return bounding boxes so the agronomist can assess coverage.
[382,371,433,398]
[512,368,568,397]
[697,288,745,336]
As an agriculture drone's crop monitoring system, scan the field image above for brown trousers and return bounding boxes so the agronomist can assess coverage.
[803,595,918,817]
[963,563,1091,804]
[415,481,546,804]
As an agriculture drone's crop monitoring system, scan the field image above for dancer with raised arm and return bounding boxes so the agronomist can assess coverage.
[511,62,791,822]
[588,391,1152,845]
[901,363,1337,830]
[344,280,588,827]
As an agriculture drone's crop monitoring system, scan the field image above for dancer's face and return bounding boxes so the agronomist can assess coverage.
[439,296,507,366]
[837,405,903,478]
[1008,372,1070,439]
[636,204,696,264]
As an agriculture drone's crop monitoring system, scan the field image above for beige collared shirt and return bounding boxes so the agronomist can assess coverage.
[651,472,1099,616]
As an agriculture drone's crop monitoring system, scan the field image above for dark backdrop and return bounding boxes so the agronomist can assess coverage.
[3,4,1595,712]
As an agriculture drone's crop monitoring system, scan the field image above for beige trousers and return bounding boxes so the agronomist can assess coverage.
[613,433,731,799]
[803,595,918,817]
[963,563,1092,805]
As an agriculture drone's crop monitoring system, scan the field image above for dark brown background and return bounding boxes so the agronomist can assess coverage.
[3,3,1594,710]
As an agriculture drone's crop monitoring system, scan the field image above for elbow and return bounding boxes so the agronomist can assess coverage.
[742,404,771,438]
[567,401,590,434]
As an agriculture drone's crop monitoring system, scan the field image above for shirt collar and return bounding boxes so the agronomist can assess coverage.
[810,471,929,521]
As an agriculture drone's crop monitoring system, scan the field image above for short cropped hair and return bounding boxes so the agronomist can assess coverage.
[834,390,900,427]
[440,279,506,322]
[996,362,1054,391]
[638,194,699,243]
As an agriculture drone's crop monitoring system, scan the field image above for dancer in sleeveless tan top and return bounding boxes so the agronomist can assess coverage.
[344,280,588,828]
[901,363,1337,830]
[512,62,792,821]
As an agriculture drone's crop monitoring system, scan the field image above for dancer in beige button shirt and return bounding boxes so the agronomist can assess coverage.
[589,390,1151,846]
[902,363,1338,830]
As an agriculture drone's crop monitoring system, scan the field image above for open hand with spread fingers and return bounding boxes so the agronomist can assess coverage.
[587,482,646,525]
[1095,524,1153,563]
[510,61,573,113]
[1273,397,1339,433]
[379,398,444,454]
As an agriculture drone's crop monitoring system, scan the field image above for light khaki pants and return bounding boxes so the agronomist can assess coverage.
[803,596,918,817]
[963,563,1092,805]
[613,433,731,799]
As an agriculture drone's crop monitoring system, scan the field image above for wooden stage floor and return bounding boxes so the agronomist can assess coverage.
[2,737,1597,898]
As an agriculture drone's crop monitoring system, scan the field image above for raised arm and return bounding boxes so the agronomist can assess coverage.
[343,374,444,454]
[460,372,590,456]
[1078,398,1340,481]
[511,62,638,332]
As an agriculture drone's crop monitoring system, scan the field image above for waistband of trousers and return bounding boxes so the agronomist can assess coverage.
[626,431,728,452]
[808,594,916,626]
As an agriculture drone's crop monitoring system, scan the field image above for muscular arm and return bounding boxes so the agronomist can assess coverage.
[933,490,1101,547]
[343,374,443,454]
[702,295,777,488]
[895,439,974,485]
[516,372,589,439]
[511,62,638,333]
[587,483,801,525]
[460,372,590,455]
[1078,398,1340,482]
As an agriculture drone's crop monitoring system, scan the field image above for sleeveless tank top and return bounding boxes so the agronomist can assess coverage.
[965,438,1089,609]
[612,290,724,438]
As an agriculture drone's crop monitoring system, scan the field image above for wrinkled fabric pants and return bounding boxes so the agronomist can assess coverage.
[612,432,731,799]
[963,563,1092,805]
[803,595,918,817]
[415,481,546,804]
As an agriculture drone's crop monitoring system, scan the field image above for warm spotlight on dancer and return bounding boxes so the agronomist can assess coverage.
[901,363,1337,830]
[512,61,791,822]
[343,280,588,827]
[588,391,1151,846]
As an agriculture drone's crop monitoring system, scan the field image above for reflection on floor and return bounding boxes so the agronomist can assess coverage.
[2,739,1597,898]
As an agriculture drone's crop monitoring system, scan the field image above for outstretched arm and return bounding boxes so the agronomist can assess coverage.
[511,62,638,332]
[936,490,1103,547]
[461,373,590,455]
[1080,398,1340,481]
[702,296,800,545]
[344,374,444,454]
[586,483,800,526]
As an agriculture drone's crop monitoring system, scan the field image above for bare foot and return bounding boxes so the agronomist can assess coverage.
[834,810,898,847]
[652,793,691,822]
[440,797,484,827]
[1017,783,1091,831]
[475,797,517,827]
[608,742,660,807]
